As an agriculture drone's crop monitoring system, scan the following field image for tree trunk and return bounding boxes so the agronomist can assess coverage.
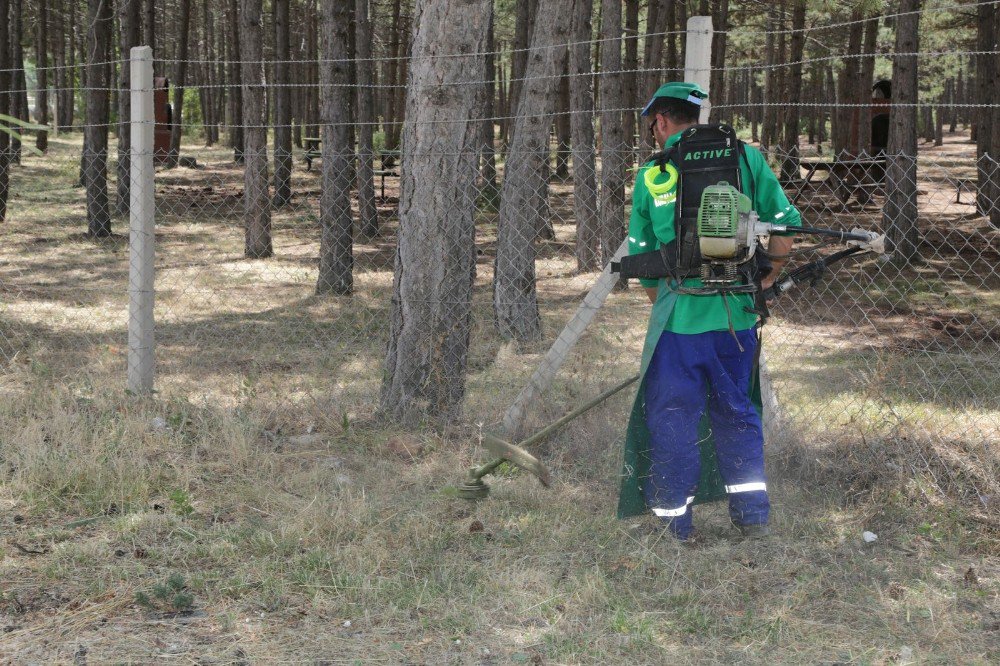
[883,0,921,264]
[780,0,806,181]
[143,0,155,51]
[507,0,536,143]
[761,6,779,150]
[480,8,499,205]
[623,0,640,161]
[167,0,193,168]
[554,66,572,180]
[664,0,677,75]
[83,0,113,237]
[976,0,995,215]
[708,0,730,125]
[385,0,402,148]
[600,0,627,269]
[51,0,69,131]
[835,9,865,155]
[202,0,218,145]
[9,0,28,164]
[935,91,945,146]
[116,0,141,217]
[356,0,378,238]
[493,0,573,341]
[990,6,1000,228]
[644,0,670,150]
[571,0,599,272]
[240,0,273,258]
[390,15,410,151]
[270,0,293,206]
[380,0,490,423]
[946,78,957,132]
[0,0,9,222]
[36,0,50,152]
[922,105,935,143]
[315,0,353,293]
[857,13,880,149]
[68,0,79,130]
[228,0,244,162]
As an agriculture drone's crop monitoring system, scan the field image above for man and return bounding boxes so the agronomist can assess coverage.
[617,82,801,540]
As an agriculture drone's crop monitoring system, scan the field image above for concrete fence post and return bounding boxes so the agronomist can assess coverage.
[684,16,713,124]
[127,45,155,394]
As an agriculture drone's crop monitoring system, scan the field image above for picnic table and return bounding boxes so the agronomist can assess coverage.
[791,156,886,206]
[302,139,400,198]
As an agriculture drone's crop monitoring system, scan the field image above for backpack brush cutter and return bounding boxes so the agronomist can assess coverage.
[611,182,887,290]
[452,183,887,500]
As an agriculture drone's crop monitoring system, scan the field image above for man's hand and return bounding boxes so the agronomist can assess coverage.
[644,287,658,304]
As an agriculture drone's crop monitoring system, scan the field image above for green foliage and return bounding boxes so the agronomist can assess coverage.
[169,488,195,517]
[136,573,195,613]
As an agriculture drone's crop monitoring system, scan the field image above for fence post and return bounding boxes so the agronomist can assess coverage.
[684,16,713,123]
[128,45,155,394]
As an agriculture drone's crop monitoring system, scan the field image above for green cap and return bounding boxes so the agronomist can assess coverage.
[641,82,708,116]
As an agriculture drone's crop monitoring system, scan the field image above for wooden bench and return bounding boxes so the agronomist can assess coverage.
[302,142,400,197]
[793,157,886,206]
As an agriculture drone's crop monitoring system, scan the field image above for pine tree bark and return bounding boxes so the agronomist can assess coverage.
[664,0,677,75]
[600,0,627,268]
[780,0,806,180]
[0,0,9,223]
[240,0,273,258]
[202,0,219,145]
[272,0,293,206]
[571,0,599,272]
[494,0,573,341]
[356,0,378,238]
[883,0,921,264]
[385,0,402,148]
[83,0,113,237]
[990,6,1000,228]
[554,66,572,180]
[708,0,730,125]
[36,0,50,152]
[51,0,70,131]
[835,9,865,155]
[143,0,156,51]
[976,0,996,216]
[9,0,28,164]
[507,0,537,142]
[623,0,640,161]
[116,0,141,217]
[857,13,880,150]
[316,0,353,293]
[228,0,244,162]
[480,8,499,204]
[761,6,779,150]
[380,0,490,422]
[167,0,193,168]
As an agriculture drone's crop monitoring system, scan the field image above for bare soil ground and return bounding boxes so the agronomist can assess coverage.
[0,132,996,664]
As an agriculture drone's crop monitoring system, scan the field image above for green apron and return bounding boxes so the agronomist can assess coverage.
[616,280,764,519]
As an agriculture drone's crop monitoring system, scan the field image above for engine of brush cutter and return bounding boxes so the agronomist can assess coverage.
[695,182,772,285]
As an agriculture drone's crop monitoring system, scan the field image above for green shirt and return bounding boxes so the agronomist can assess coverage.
[628,130,802,334]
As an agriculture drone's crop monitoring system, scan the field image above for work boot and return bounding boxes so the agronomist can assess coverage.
[734,523,770,539]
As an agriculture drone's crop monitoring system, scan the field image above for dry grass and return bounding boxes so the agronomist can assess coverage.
[0,133,997,663]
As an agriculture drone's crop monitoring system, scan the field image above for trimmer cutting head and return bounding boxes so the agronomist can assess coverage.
[452,433,553,500]
[481,434,552,486]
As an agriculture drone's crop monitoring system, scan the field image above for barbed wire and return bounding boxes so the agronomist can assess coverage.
[5,0,992,76]
[12,46,994,101]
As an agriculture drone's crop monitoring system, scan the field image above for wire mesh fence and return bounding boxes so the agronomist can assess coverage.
[2,15,998,507]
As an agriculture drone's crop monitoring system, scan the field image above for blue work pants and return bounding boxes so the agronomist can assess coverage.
[643,328,769,539]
